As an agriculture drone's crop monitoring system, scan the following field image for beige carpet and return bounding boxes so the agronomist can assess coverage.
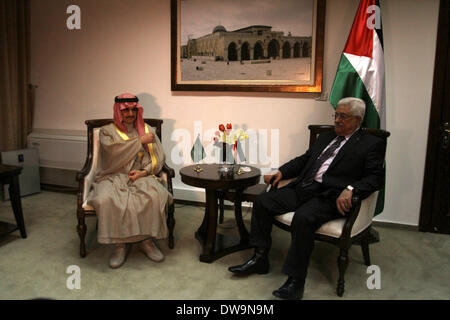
[0,191,449,300]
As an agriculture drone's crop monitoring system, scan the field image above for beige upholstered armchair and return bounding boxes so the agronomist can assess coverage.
[271,125,390,296]
[75,119,175,257]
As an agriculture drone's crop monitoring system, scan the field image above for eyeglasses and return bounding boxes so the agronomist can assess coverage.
[333,112,354,120]
[121,107,138,113]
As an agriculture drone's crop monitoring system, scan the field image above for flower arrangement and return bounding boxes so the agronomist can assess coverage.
[213,123,248,164]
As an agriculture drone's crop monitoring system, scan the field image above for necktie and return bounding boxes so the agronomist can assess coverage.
[301,136,345,187]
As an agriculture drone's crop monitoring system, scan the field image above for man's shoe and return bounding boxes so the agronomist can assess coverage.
[109,243,130,269]
[140,238,165,262]
[228,249,269,275]
[272,277,305,300]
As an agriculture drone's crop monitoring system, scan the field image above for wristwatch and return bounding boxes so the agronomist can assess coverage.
[346,185,354,192]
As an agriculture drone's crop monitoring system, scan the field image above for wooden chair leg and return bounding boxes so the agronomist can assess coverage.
[361,234,371,266]
[167,204,175,249]
[9,177,27,238]
[337,248,349,297]
[219,196,224,224]
[77,213,87,258]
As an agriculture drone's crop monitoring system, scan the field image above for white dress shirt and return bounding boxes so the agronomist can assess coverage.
[314,129,358,183]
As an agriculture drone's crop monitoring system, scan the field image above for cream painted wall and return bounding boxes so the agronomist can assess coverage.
[30,0,440,226]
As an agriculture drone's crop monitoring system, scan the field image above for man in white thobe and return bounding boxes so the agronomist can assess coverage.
[86,93,172,268]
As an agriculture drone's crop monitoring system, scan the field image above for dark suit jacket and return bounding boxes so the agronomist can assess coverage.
[278,129,386,201]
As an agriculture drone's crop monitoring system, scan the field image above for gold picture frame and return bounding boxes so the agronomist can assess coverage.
[171,0,325,93]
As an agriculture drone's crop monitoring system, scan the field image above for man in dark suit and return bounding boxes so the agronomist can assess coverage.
[228,97,386,300]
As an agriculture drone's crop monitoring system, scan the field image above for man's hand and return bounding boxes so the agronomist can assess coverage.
[264,170,283,187]
[128,170,147,182]
[336,189,353,216]
[140,132,155,144]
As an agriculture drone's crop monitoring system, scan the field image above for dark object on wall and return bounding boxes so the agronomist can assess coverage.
[419,0,450,235]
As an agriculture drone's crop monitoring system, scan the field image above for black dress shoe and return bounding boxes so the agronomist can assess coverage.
[272,277,305,300]
[228,249,269,275]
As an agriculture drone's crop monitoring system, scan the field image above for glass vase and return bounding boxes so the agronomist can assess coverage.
[218,142,235,176]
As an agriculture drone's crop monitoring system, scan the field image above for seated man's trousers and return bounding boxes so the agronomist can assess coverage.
[249,182,342,279]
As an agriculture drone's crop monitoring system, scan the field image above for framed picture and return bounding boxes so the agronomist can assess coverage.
[171,0,325,93]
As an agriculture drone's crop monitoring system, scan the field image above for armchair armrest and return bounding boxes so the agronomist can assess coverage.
[339,195,362,245]
[162,163,175,179]
[339,189,379,242]
[160,163,175,197]
[76,156,93,182]
[268,177,296,192]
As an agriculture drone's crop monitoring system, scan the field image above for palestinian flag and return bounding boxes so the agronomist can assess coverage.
[330,0,386,216]
[330,0,385,129]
